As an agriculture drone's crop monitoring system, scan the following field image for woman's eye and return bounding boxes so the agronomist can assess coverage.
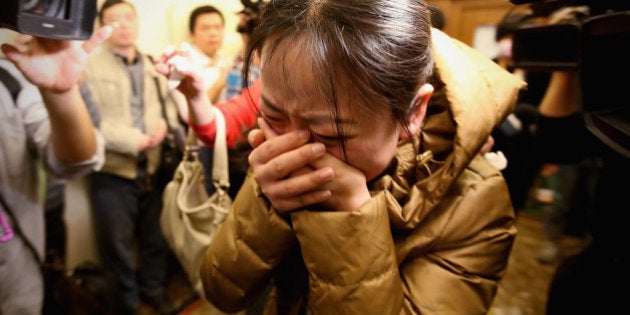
[313,134,343,145]
[260,114,283,127]
[260,115,286,134]
[261,112,282,123]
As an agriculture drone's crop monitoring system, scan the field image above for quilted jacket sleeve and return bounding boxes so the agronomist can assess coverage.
[400,157,517,315]
[291,192,404,315]
[290,156,516,315]
[199,175,297,312]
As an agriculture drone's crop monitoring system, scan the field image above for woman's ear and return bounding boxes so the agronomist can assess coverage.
[402,83,433,138]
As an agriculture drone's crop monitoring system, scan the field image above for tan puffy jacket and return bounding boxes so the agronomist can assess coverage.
[200,29,526,315]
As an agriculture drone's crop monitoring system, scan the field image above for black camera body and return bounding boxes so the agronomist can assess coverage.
[0,0,97,40]
[510,0,630,158]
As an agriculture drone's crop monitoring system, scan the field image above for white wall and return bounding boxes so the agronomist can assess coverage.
[2,1,245,58]
[114,0,245,58]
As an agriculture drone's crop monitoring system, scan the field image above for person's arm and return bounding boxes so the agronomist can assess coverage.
[1,26,112,163]
[170,89,189,126]
[191,79,260,148]
[41,85,99,162]
[538,71,579,117]
[155,50,260,148]
[207,65,228,103]
[200,174,298,312]
[291,192,403,314]
[536,70,589,164]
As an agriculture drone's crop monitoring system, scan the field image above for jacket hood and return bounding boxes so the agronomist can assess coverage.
[375,28,526,230]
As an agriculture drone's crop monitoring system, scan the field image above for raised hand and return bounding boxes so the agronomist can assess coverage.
[1,26,112,92]
[154,43,205,100]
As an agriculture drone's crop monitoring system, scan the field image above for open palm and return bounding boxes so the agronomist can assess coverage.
[1,26,112,92]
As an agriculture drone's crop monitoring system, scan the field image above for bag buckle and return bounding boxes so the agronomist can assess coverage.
[184,145,201,160]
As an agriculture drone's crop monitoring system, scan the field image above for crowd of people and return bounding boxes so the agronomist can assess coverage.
[0,23,110,315]
[0,0,261,313]
[489,4,626,313]
[1,0,623,314]
[491,5,602,266]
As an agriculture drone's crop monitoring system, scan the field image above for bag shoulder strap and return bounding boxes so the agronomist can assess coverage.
[0,66,22,103]
[153,76,176,136]
[148,53,180,137]
[211,107,230,190]
[0,193,41,263]
[153,73,189,153]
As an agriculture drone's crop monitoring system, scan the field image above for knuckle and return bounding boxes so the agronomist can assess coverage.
[283,183,298,196]
[252,168,265,183]
[247,153,257,166]
[259,185,273,198]
[269,159,289,176]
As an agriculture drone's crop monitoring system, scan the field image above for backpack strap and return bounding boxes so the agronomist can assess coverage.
[0,193,41,262]
[0,66,21,102]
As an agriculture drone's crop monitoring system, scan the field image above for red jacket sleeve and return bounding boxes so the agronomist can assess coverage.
[191,78,261,148]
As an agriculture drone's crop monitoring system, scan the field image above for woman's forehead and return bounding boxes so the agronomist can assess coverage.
[261,40,315,85]
[261,57,317,98]
[261,47,355,104]
[259,37,389,118]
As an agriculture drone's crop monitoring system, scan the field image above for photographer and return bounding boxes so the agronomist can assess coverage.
[517,4,629,313]
[492,8,551,213]
[539,70,627,313]
[0,26,111,314]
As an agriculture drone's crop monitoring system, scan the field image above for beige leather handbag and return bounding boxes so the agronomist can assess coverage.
[160,107,231,298]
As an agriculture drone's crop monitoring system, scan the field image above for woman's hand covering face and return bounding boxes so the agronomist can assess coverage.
[248,117,371,213]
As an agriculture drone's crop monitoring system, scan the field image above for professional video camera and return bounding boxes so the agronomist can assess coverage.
[0,0,97,40]
[510,0,630,158]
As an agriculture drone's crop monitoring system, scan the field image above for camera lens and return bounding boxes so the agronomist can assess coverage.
[21,0,67,19]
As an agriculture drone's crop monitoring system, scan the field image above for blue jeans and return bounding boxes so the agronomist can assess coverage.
[90,168,169,312]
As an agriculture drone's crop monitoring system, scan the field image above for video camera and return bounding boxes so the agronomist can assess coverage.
[510,0,630,158]
[0,0,97,40]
